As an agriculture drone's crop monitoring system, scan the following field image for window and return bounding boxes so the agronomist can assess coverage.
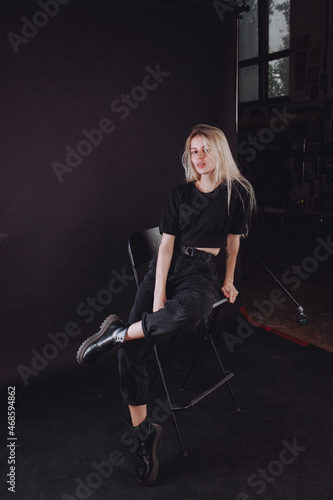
[239,0,290,103]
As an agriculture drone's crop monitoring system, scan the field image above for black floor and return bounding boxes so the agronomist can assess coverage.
[2,313,333,500]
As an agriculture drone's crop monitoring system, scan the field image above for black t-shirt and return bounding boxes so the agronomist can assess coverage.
[159,181,250,248]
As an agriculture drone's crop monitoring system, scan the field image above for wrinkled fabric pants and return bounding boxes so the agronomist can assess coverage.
[117,250,221,405]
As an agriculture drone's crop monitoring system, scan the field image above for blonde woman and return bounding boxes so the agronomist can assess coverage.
[77,124,256,486]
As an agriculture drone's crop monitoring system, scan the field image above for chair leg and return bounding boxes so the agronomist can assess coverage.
[208,335,240,411]
[179,307,221,391]
[153,345,188,456]
[206,307,240,410]
[149,337,176,390]
[179,337,207,391]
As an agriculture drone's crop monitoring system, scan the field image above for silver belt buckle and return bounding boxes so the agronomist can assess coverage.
[184,247,194,257]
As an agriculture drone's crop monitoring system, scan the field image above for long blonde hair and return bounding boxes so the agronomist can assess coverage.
[182,124,256,215]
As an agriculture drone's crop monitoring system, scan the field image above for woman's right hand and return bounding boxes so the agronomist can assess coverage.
[152,233,175,313]
[153,293,167,312]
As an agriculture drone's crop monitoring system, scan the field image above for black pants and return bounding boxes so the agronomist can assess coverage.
[117,250,221,406]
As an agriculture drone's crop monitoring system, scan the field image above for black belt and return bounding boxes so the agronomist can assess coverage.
[180,247,217,263]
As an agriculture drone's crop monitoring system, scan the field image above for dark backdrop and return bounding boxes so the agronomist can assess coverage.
[1,0,237,386]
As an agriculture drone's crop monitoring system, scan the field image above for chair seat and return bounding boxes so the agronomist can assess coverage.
[213,296,229,308]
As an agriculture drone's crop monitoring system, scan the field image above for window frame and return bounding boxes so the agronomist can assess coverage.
[238,0,290,105]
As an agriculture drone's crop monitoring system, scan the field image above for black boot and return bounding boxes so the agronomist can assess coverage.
[132,418,163,486]
[76,314,128,365]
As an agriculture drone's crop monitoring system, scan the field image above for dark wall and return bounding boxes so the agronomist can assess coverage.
[1,0,237,385]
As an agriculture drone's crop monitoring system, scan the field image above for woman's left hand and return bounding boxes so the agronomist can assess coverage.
[221,282,239,303]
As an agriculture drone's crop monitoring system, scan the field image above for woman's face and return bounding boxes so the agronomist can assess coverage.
[190,135,216,177]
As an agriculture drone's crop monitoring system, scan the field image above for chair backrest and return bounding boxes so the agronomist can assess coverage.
[128,227,162,288]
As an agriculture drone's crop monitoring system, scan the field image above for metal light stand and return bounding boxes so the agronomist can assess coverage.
[234,1,306,326]
[243,241,306,325]
[299,137,306,211]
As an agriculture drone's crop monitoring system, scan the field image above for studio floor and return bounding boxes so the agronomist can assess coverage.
[1,210,333,500]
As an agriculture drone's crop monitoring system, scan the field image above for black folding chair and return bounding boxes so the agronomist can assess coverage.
[128,227,240,455]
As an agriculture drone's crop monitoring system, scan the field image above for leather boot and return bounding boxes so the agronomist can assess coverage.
[76,314,128,365]
[132,418,163,486]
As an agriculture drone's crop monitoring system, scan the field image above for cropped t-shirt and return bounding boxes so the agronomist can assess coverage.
[159,181,250,248]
